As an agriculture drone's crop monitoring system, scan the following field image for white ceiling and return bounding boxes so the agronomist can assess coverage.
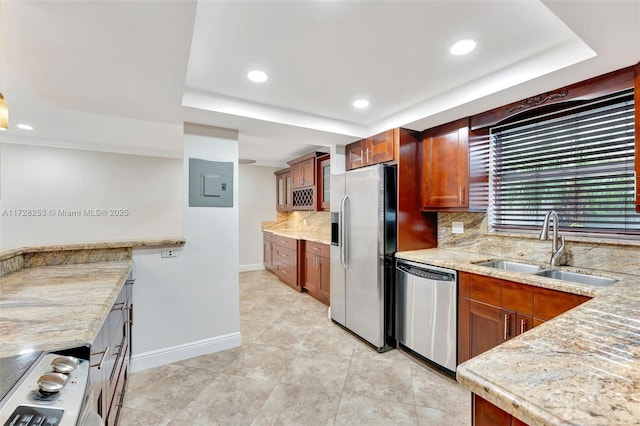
[1,1,639,167]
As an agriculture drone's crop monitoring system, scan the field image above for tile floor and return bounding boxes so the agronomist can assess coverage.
[120,270,471,425]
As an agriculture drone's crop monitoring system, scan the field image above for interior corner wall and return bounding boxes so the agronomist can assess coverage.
[239,164,278,270]
[130,130,241,372]
[0,143,182,249]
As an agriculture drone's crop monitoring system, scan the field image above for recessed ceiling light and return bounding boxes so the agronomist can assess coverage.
[247,70,268,83]
[16,123,34,130]
[353,99,370,109]
[450,39,476,56]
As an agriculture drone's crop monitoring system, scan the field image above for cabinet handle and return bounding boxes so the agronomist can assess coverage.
[459,186,466,205]
[111,302,126,311]
[366,148,370,164]
[90,346,109,369]
[504,314,510,340]
[520,318,528,334]
[360,149,364,165]
[312,247,320,251]
[125,279,135,286]
[281,269,288,274]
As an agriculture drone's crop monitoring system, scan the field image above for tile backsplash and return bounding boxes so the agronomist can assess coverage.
[438,212,640,275]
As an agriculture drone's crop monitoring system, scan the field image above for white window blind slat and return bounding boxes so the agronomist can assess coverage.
[489,88,638,236]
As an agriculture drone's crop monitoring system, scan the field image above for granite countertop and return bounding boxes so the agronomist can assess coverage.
[0,261,133,358]
[396,248,640,425]
[263,228,331,245]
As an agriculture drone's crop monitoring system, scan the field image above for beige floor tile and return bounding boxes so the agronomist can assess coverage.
[123,364,218,417]
[334,394,418,426]
[169,373,276,426]
[223,342,297,381]
[298,323,356,357]
[279,353,351,393]
[416,405,472,426]
[410,363,471,413]
[118,407,173,426]
[252,322,313,351]
[342,356,415,405]
[252,382,341,425]
[175,347,242,373]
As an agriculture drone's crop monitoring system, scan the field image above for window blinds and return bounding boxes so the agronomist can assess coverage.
[489,88,638,236]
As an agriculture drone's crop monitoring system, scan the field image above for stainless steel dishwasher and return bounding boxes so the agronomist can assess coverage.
[395,259,457,373]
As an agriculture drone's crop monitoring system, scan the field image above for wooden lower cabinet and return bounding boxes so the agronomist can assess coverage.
[303,241,330,305]
[473,395,528,426]
[459,271,592,365]
[263,232,276,272]
[263,233,303,291]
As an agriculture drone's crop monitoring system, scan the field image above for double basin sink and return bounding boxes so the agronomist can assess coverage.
[475,260,617,287]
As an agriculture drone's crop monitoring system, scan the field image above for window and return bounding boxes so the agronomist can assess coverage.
[489,88,638,237]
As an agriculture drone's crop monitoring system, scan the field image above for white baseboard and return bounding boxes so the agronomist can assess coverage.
[239,263,265,272]
[130,332,242,373]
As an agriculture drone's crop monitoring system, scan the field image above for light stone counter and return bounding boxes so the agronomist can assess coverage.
[264,228,331,245]
[0,261,133,358]
[396,248,640,425]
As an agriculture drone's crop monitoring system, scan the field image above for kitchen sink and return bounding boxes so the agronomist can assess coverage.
[533,269,617,286]
[474,260,545,274]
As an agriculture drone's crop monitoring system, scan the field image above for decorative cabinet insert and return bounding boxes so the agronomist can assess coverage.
[275,169,292,212]
[303,241,330,305]
[420,118,470,210]
[90,273,133,426]
[317,155,331,211]
[458,271,591,365]
[345,129,396,170]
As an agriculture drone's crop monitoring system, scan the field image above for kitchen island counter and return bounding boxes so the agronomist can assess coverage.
[0,261,133,358]
[396,248,640,425]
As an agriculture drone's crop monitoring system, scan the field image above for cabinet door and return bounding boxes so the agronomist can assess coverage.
[318,157,331,210]
[369,130,395,164]
[458,297,471,365]
[284,174,292,209]
[421,126,469,209]
[346,140,365,170]
[317,256,331,305]
[303,252,319,297]
[276,174,285,210]
[301,158,315,187]
[533,287,580,321]
[291,163,302,188]
[516,313,533,336]
[263,240,274,271]
[469,301,502,358]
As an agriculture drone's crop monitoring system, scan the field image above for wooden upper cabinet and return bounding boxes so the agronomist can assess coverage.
[420,119,470,210]
[345,129,396,170]
[290,158,315,188]
[317,155,331,211]
[274,169,291,211]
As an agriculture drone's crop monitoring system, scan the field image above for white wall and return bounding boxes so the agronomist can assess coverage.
[238,164,278,270]
[130,125,241,371]
[0,143,182,249]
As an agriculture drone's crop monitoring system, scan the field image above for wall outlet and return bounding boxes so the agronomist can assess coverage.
[161,249,178,258]
[452,222,464,234]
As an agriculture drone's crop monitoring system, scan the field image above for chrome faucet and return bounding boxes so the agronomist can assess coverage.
[539,210,565,267]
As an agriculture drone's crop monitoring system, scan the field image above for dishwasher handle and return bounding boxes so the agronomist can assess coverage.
[396,262,456,282]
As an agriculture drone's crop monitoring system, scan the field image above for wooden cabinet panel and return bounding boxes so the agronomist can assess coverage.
[516,313,534,336]
[318,156,331,211]
[501,281,533,316]
[534,287,580,321]
[317,256,331,305]
[474,395,512,426]
[421,120,469,209]
[303,241,330,306]
[265,234,302,292]
[276,263,297,287]
[346,140,365,170]
[470,275,501,306]
[275,245,296,267]
[458,297,471,364]
[459,271,471,298]
[469,301,502,358]
[274,235,297,251]
[275,169,291,211]
[291,158,315,188]
[369,129,395,163]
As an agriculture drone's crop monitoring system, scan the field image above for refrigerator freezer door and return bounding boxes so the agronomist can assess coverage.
[330,173,346,326]
[344,165,385,348]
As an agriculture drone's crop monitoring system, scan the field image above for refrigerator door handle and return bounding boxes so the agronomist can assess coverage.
[339,194,349,269]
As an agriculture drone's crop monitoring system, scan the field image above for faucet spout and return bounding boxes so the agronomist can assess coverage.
[539,210,564,267]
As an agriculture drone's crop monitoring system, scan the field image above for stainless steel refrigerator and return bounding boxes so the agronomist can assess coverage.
[330,164,396,351]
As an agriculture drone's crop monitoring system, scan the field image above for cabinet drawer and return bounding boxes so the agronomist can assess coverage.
[275,246,297,267]
[274,235,297,250]
[501,281,533,316]
[276,263,297,286]
[470,275,501,306]
[305,241,330,258]
[263,231,274,241]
